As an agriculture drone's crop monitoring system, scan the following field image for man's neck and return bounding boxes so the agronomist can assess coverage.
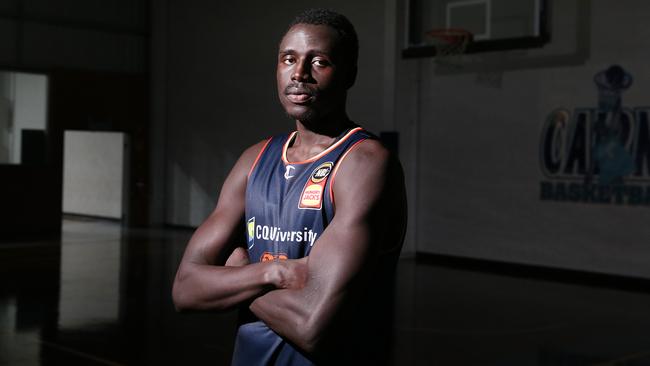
[286,114,355,162]
[294,115,354,146]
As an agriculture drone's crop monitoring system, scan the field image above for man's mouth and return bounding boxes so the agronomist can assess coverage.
[286,93,312,103]
[285,85,315,104]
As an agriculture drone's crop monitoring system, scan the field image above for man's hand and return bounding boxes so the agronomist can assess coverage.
[224,249,307,289]
[224,248,307,289]
[225,247,251,267]
[271,257,309,290]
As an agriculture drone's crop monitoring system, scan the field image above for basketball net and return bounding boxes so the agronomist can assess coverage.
[425,28,472,67]
[425,28,503,88]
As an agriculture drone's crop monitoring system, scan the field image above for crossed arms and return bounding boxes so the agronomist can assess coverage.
[172,138,406,354]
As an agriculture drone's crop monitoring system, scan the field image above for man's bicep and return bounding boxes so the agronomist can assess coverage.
[305,143,392,306]
[305,220,372,299]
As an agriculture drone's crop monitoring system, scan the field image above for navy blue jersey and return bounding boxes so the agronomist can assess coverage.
[231,127,372,366]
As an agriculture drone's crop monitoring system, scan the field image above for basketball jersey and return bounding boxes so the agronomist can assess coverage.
[231,127,373,366]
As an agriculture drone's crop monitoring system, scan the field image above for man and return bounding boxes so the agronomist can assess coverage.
[172,8,407,365]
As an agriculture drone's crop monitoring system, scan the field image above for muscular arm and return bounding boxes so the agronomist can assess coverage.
[172,140,305,311]
[249,140,406,353]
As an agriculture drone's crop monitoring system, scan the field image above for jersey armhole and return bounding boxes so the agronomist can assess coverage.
[247,138,273,179]
[328,139,368,211]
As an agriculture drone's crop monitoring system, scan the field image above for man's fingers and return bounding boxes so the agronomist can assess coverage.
[275,257,309,289]
[225,247,250,267]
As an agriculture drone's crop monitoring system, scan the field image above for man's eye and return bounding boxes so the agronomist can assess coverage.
[312,59,329,67]
[282,57,295,65]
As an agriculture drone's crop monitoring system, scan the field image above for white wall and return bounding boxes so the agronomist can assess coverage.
[0,72,48,164]
[0,73,11,163]
[405,0,650,278]
[12,73,48,163]
[63,131,127,219]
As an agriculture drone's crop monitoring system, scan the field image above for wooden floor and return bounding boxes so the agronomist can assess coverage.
[1,218,650,365]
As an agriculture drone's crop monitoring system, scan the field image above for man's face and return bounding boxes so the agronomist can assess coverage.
[277,24,353,123]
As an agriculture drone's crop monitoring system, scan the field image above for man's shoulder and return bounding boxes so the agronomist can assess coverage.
[341,137,393,173]
[338,129,406,192]
[332,136,404,201]
[239,139,268,165]
[242,131,294,159]
[230,138,276,180]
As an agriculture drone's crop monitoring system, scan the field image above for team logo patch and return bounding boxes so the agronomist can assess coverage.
[301,184,323,206]
[299,162,333,210]
[311,162,333,183]
[247,217,255,249]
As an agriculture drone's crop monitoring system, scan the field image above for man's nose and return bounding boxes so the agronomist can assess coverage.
[291,60,311,82]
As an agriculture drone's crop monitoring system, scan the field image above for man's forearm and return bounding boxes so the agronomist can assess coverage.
[173,261,280,311]
[250,287,327,353]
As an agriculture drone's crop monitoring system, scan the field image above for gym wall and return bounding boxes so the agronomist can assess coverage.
[403,0,650,278]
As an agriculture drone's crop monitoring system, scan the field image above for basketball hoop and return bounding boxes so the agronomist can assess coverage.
[425,28,473,67]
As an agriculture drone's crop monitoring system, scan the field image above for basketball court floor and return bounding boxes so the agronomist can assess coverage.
[1,217,650,365]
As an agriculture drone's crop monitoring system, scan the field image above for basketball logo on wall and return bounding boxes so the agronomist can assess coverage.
[539,65,650,206]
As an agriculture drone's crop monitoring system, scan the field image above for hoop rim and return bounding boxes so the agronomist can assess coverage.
[425,28,473,44]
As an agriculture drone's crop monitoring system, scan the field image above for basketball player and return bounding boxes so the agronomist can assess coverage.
[172,9,407,365]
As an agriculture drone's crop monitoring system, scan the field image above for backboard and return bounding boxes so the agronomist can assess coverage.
[404,0,548,57]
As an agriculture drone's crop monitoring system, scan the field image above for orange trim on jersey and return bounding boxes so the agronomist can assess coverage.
[328,138,368,210]
[282,127,364,165]
[247,138,273,179]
